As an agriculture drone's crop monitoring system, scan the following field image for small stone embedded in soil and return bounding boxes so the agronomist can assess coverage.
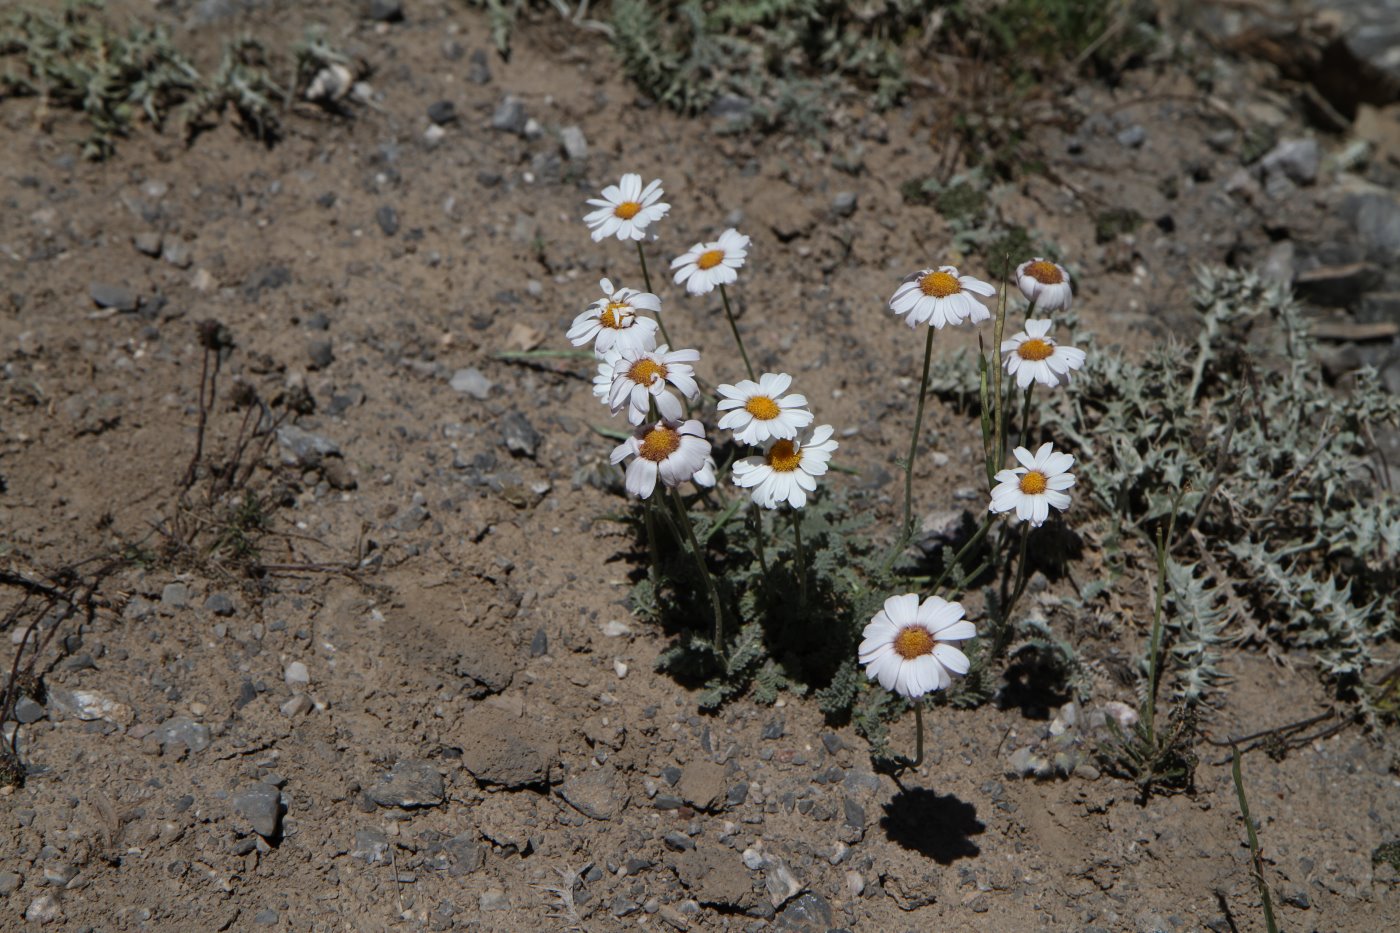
[367,0,403,23]
[351,828,389,863]
[500,410,541,458]
[442,832,485,875]
[559,764,625,820]
[831,192,857,217]
[25,894,62,924]
[479,888,510,911]
[253,908,279,925]
[376,205,400,236]
[280,694,313,717]
[762,718,785,740]
[89,282,137,311]
[162,582,190,609]
[307,339,334,370]
[0,871,21,895]
[560,125,588,161]
[1116,124,1146,148]
[284,661,310,688]
[664,831,695,852]
[368,759,445,809]
[778,892,833,930]
[277,425,340,466]
[1262,137,1319,185]
[529,627,548,657]
[233,782,283,838]
[14,696,45,724]
[154,716,211,754]
[677,759,728,812]
[491,95,526,135]
[49,688,132,725]
[133,232,162,256]
[468,49,492,84]
[460,707,557,788]
[427,100,457,125]
[673,847,756,910]
[204,592,235,616]
[450,367,494,400]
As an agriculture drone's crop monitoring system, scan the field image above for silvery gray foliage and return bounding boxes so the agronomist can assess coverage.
[1031,266,1399,699]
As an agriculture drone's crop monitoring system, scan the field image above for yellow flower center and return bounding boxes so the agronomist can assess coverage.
[1019,471,1048,495]
[893,625,935,660]
[628,358,667,384]
[745,395,781,420]
[614,201,642,220]
[640,426,681,462]
[1017,338,1054,361]
[599,301,629,329]
[918,270,961,298]
[766,439,802,472]
[1025,260,1063,285]
[697,249,725,270]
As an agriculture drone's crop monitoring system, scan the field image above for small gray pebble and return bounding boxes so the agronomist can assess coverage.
[204,593,235,616]
[376,206,400,237]
[133,233,162,257]
[233,783,282,838]
[491,96,526,135]
[366,0,402,23]
[307,339,334,370]
[427,100,457,125]
[89,283,137,312]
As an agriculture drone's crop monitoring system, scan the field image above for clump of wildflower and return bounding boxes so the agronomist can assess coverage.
[888,265,996,329]
[732,425,838,510]
[584,174,669,242]
[1002,320,1086,389]
[1016,258,1072,311]
[989,442,1076,526]
[859,594,975,697]
[671,228,750,296]
[611,419,711,499]
[568,278,660,355]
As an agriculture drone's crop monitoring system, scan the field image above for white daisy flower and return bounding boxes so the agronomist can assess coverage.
[592,350,621,404]
[607,344,701,424]
[1016,258,1072,311]
[692,455,718,489]
[858,594,975,698]
[1001,319,1086,390]
[567,278,660,356]
[716,372,813,446]
[732,425,837,510]
[887,265,997,329]
[989,442,1076,527]
[583,174,669,242]
[610,419,711,500]
[670,228,750,296]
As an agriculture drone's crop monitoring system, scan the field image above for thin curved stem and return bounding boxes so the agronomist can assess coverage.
[912,703,925,768]
[718,285,755,380]
[670,487,725,655]
[790,509,808,608]
[636,240,673,347]
[879,324,937,576]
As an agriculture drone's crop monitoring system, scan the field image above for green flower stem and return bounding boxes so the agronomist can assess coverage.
[719,284,755,380]
[670,487,726,655]
[752,503,769,577]
[790,508,808,608]
[1144,525,1170,746]
[1231,744,1280,933]
[990,280,1011,474]
[643,500,663,587]
[994,523,1033,662]
[930,513,996,593]
[636,240,673,348]
[1018,383,1035,449]
[912,702,925,768]
[880,324,937,576]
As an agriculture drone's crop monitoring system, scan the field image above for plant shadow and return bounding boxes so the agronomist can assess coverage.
[879,788,985,864]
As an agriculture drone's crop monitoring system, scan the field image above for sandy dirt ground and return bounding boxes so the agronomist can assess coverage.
[2,1,1398,931]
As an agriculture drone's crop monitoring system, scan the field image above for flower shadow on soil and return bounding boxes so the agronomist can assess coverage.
[879,788,985,864]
